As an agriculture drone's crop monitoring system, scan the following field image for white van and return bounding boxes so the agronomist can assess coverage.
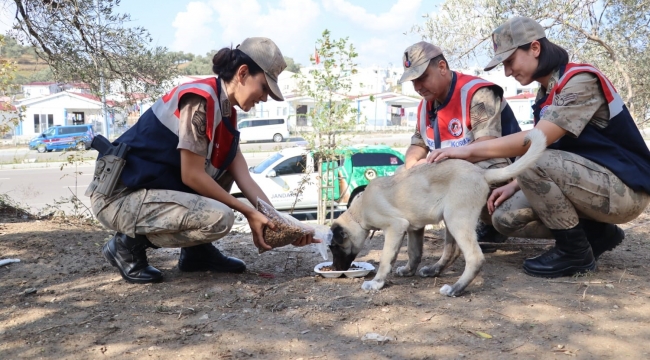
[237,117,289,143]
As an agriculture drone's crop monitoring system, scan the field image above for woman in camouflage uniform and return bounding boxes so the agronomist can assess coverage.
[90,38,314,284]
[425,17,650,278]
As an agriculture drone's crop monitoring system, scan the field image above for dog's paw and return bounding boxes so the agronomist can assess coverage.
[439,284,464,297]
[419,265,442,278]
[439,284,455,296]
[395,265,415,277]
[361,280,385,291]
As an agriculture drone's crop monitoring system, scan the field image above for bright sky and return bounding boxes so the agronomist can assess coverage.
[109,0,443,67]
[0,0,445,66]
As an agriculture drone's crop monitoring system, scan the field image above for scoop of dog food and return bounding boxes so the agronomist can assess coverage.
[320,265,362,272]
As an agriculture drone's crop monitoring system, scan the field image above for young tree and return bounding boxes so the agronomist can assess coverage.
[412,0,650,124]
[0,35,23,138]
[295,29,359,223]
[6,0,179,104]
[283,56,302,73]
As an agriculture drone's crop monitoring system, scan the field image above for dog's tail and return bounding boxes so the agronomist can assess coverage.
[483,128,547,185]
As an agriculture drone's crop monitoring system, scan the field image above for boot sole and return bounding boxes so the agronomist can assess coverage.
[523,260,596,278]
[102,243,163,284]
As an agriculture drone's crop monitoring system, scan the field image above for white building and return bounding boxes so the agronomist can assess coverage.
[506,93,536,130]
[15,91,115,138]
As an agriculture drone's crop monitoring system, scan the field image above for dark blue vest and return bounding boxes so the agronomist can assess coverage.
[533,65,650,193]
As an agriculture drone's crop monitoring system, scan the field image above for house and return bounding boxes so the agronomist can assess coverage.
[15,91,116,138]
[505,93,536,130]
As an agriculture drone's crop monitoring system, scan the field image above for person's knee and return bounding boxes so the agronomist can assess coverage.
[208,207,234,236]
[491,211,520,237]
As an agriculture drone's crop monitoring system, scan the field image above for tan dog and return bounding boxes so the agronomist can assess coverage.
[329,129,546,296]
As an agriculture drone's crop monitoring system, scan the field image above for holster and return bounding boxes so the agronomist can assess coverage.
[86,155,127,197]
[84,135,130,197]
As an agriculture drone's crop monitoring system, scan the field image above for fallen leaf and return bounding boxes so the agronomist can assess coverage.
[466,330,493,339]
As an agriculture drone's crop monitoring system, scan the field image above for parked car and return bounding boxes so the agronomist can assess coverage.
[237,117,289,143]
[230,144,405,221]
[29,124,95,153]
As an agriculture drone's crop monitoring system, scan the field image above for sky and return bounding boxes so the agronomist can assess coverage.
[0,0,444,67]
[106,0,443,68]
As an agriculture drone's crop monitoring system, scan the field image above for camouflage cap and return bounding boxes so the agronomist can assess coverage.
[398,41,443,84]
[237,37,287,101]
[484,16,546,71]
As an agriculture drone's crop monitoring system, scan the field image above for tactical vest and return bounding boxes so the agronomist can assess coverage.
[417,72,520,150]
[533,63,650,193]
[111,77,240,193]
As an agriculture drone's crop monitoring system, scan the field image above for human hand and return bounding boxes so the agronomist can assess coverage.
[246,210,275,250]
[426,146,472,163]
[292,232,320,247]
[487,181,518,214]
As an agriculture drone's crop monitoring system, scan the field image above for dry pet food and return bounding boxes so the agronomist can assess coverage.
[257,198,313,252]
[319,265,362,272]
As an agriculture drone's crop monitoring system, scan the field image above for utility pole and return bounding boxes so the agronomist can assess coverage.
[96,0,109,138]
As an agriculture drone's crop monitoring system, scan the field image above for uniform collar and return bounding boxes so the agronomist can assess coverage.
[536,67,561,102]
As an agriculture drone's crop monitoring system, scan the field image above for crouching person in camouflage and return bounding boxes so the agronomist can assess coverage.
[86,38,314,284]
[427,17,650,278]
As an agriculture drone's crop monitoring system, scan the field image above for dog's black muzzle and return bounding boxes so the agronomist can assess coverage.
[330,244,357,271]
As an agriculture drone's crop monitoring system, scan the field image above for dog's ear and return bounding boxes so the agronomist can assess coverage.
[331,224,347,245]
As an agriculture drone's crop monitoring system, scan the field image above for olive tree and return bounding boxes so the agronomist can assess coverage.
[413,0,650,124]
[6,0,179,103]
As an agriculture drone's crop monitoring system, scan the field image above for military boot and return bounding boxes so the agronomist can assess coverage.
[477,221,508,253]
[579,219,625,260]
[523,224,595,278]
[178,243,246,273]
[102,233,163,283]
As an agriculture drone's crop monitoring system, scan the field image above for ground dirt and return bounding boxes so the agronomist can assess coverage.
[1,206,650,360]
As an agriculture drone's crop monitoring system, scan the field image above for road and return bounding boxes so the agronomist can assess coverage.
[0,133,413,215]
[0,133,413,164]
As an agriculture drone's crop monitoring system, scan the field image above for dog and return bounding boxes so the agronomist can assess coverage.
[329,129,546,296]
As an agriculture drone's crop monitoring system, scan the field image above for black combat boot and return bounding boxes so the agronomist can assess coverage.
[579,218,625,260]
[477,221,508,253]
[178,243,246,273]
[102,233,163,284]
[523,224,596,278]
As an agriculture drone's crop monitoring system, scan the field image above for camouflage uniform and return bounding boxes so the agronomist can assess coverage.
[89,95,236,248]
[491,70,650,236]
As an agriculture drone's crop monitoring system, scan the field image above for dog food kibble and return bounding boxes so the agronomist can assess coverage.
[257,198,313,252]
[320,265,363,272]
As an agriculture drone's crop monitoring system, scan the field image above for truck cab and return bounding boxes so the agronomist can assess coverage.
[230,144,405,219]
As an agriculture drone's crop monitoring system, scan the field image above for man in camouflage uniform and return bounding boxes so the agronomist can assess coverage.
[399,41,521,251]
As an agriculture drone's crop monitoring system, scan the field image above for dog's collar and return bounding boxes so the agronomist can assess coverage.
[349,212,374,233]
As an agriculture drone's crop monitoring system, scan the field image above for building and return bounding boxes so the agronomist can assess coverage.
[15,91,116,138]
[506,93,536,130]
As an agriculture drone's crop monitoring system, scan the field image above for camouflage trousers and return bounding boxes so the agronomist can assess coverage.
[89,174,236,248]
[490,149,650,238]
[475,158,511,223]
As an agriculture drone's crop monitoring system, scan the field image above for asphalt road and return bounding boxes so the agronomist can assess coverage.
[0,132,412,215]
[0,133,413,165]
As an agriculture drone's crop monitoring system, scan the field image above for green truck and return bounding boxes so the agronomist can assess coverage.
[230,144,405,218]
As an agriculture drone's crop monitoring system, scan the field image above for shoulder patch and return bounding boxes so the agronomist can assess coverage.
[553,93,578,106]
